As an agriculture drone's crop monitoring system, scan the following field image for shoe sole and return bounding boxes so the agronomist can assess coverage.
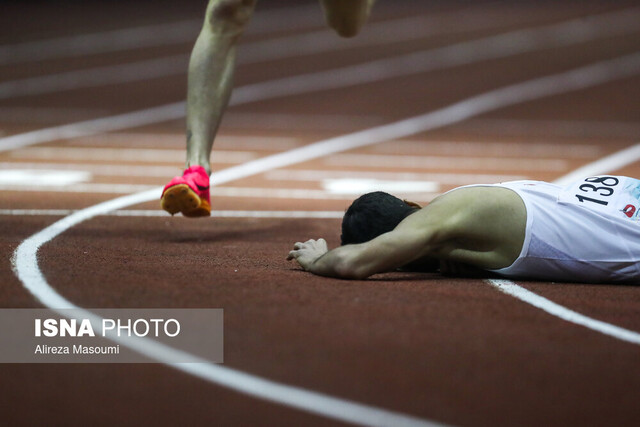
[161,184,211,217]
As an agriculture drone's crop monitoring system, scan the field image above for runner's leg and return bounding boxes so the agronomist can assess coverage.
[161,0,256,217]
[186,0,257,174]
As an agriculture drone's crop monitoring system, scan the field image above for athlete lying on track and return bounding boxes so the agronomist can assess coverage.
[287,176,640,283]
[161,0,376,217]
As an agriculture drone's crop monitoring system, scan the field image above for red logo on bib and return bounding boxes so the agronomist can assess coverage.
[623,204,636,218]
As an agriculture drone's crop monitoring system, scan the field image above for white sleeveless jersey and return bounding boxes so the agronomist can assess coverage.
[487,176,640,284]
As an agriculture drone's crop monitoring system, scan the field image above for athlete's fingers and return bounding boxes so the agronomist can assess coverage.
[287,250,298,260]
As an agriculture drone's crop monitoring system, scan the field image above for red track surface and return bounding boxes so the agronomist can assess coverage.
[1,1,639,426]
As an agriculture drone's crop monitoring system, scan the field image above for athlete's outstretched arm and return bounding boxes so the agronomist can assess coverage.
[287,210,442,279]
[287,187,526,279]
[186,0,257,174]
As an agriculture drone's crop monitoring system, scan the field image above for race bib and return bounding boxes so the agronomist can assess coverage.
[558,175,640,222]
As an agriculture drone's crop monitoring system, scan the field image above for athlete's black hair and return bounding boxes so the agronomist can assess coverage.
[340,191,420,245]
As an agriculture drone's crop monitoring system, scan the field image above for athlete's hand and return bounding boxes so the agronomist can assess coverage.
[287,238,329,271]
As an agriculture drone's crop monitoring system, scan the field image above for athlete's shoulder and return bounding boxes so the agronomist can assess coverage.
[436,184,524,209]
[408,185,527,268]
[424,185,526,233]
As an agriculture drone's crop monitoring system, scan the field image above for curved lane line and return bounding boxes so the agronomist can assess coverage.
[11,53,640,426]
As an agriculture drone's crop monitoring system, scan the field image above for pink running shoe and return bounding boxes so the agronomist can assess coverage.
[161,165,211,217]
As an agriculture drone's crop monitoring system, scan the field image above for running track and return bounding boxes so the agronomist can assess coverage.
[1,1,639,426]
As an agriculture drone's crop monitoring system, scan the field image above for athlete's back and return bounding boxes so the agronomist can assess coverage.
[489,176,640,283]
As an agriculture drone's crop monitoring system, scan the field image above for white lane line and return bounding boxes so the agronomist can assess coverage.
[0,14,450,99]
[369,139,604,158]
[459,118,640,140]
[219,112,386,132]
[0,3,507,98]
[0,162,184,178]
[0,183,435,200]
[0,55,190,99]
[266,170,527,185]
[553,143,640,185]
[488,280,640,345]
[0,209,344,219]
[0,183,155,194]
[0,20,198,66]
[197,52,640,188]
[220,6,640,103]
[2,7,638,154]
[0,184,438,201]
[0,106,110,123]
[70,133,302,150]
[238,1,516,65]
[1,3,638,108]
[0,102,186,153]
[323,179,438,195]
[1,209,76,216]
[0,169,90,186]
[9,147,256,164]
[325,154,568,172]
[11,51,640,425]
[0,4,321,66]
[0,163,527,183]
[209,187,433,200]
[6,148,568,168]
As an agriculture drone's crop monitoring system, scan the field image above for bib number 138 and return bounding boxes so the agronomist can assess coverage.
[574,176,619,206]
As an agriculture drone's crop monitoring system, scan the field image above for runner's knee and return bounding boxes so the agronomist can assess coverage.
[204,0,256,35]
[321,0,372,38]
[327,18,361,38]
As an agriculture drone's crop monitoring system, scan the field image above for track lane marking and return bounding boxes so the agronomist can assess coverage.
[9,147,257,163]
[488,280,640,344]
[3,7,640,153]
[11,51,640,426]
[0,2,530,98]
[0,3,321,65]
[459,118,640,140]
[553,143,640,185]
[0,20,199,65]
[0,209,345,218]
[266,170,527,184]
[71,132,301,149]
[10,146,571,169]
[0,184,439,201]
[0,163,526,182]
[325,154,568,171]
